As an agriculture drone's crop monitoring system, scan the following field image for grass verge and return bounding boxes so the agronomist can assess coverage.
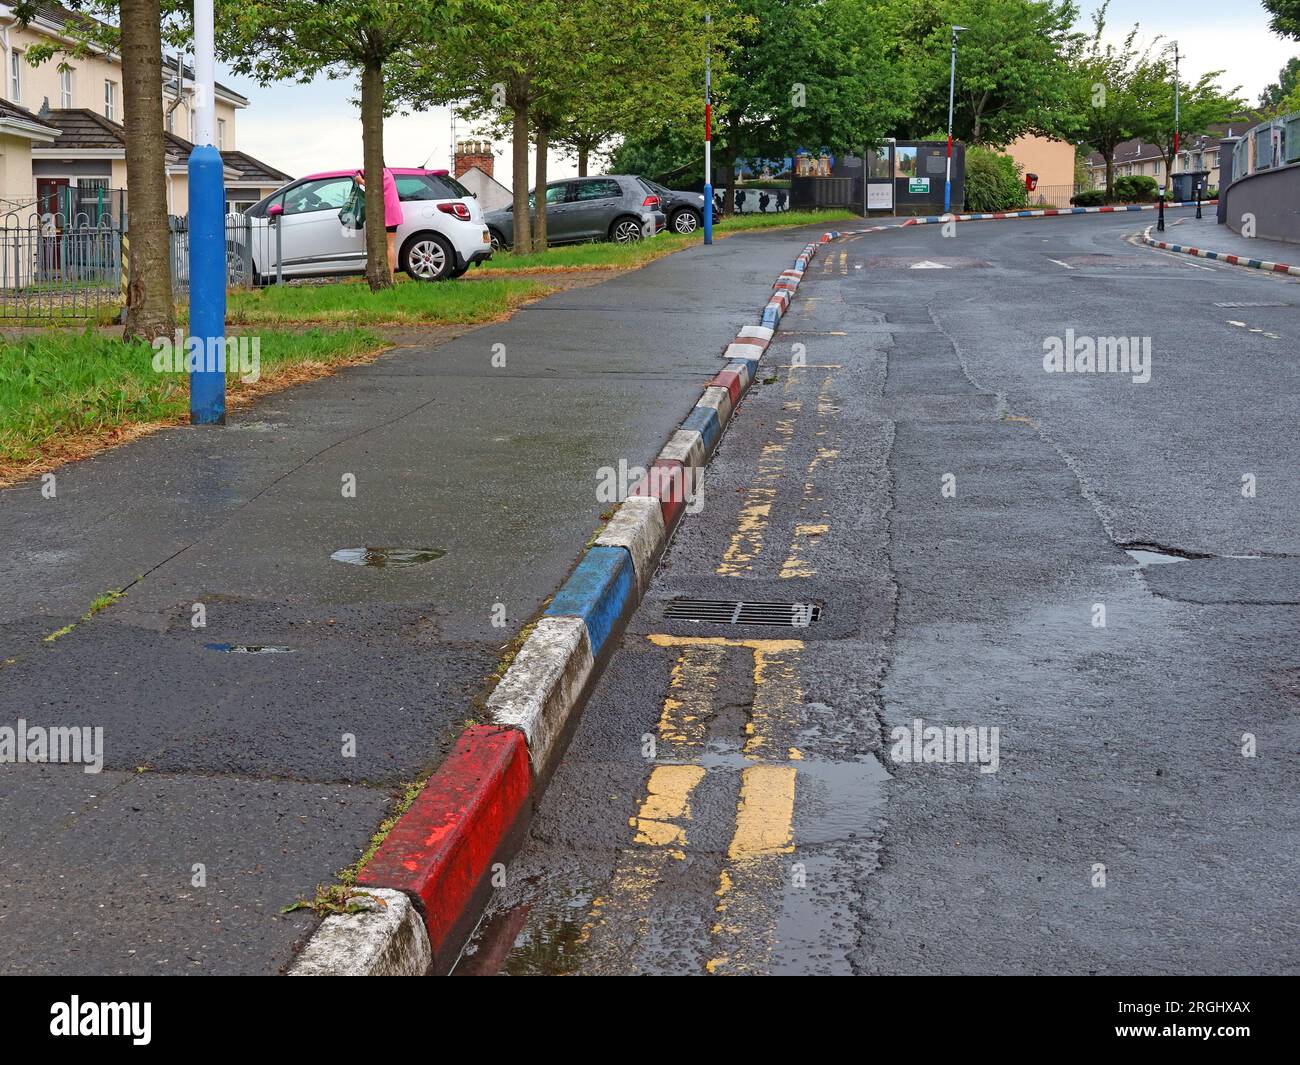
[225,275,551,325]
[0,327,388,485]
[478,208,856,274]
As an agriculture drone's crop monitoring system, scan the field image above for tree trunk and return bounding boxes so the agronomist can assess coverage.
[119,0,174,341]
[723,132,738,214]
[360,57,391,291]
[1103,150,1114,201]
[510,81,532,256]
[533,120,549,253]
[577,143,589,177]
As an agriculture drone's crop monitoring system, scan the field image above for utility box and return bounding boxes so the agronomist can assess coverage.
[1171,170,1210,202]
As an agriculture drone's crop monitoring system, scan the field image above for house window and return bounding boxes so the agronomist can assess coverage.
[9,49,22,102]
[59,67,73,107]
[165,107,174,132]
[217,118,226,150]
[104,79,116,120]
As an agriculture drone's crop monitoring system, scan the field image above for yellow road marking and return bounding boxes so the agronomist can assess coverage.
[727,765,797,859]
[630,764,707,850]
[715,414,797,575]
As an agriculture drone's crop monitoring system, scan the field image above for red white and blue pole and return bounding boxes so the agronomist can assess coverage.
[704,11,713,245]
[944,25,966,215]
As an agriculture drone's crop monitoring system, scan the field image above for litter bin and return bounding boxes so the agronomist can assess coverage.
[1171,170,1209,203]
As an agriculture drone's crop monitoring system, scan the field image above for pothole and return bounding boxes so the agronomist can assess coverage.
[204,643,294,654]
[1121,543,1213,567]
[330,547,447,568]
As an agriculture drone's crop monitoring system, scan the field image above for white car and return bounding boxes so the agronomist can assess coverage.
[233,167,492,283]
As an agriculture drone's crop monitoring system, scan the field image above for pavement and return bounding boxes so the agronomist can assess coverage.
[459,207,1300,975]
[1156,212,1300,266]
[0,222,833,975]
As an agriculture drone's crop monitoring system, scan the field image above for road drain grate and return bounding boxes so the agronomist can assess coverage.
[664,598,823,627]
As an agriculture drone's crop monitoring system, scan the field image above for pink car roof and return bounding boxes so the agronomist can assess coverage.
[299,167,450,181]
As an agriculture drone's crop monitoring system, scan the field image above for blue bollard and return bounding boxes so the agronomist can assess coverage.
[188,143,226,425]
[704,181,713,245]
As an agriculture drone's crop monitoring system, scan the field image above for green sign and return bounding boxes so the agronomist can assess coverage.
[908,177,931,194]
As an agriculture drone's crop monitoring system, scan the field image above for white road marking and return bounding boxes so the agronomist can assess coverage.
[1046,258,1074,269]
[910,260,950,270]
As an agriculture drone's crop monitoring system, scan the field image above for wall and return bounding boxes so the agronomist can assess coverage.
[0,129,35,206]
[1005,134,1075,188]
[1224,161,1300,244]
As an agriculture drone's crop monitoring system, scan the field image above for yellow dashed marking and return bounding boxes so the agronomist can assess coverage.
[630,764,707,847]
[727,765,797,859]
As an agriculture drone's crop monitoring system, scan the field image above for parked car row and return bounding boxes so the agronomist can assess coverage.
[230,169,710,284]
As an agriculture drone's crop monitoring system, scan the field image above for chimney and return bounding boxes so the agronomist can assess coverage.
[455,139,494,180]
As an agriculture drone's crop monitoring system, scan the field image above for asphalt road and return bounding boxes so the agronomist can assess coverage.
[0,223,829,974]
[461,209,1300,975]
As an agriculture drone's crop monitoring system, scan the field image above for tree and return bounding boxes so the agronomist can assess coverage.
[1063,3,1164,200]
[1259,57,1300,109]
[889,0,1081,146]
[546,1,716,177]
[1263,1,1300,39]
[388,0,568,254]
[16,0,176,340]
[708,0,912,212]
[218,1,470,289]
[1139,59,1243,187]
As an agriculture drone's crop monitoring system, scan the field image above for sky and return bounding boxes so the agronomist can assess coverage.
[221,1,1298,187]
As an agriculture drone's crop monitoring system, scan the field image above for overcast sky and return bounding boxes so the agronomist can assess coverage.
[221,1,1297,186]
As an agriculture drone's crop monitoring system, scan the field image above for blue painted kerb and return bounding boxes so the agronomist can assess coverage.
[545,545,636,659]
[682,405,721,453]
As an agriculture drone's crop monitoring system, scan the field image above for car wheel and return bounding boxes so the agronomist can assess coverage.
[671,208,701,234]
[610,216,644,244]
[488,228,508,253]
[401,232,454,281]
[225,241,252,286]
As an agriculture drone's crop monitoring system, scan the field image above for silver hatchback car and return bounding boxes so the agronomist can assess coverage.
[484,175,666,250]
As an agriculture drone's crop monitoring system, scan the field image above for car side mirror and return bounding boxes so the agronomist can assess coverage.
[268,203,284,221]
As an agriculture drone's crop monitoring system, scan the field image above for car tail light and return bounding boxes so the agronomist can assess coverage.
[437,202,473,221]
[642,195,660,209]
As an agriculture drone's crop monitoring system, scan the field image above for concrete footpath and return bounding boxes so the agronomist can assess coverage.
[1149,213,1300,270]
[0,224,828,974]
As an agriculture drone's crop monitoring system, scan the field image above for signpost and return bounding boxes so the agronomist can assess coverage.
[944,25,967,215]
[188,0,227,425]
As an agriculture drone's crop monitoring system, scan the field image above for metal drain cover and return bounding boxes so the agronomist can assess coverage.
[664,598,823,627]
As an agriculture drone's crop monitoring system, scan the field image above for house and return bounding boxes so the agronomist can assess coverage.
[1003,134,1076,201]
[1082,115,1272,192]
[0,1,290,218]
[452,138,512,212]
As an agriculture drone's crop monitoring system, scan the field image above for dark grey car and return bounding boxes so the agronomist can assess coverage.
[484,175,665,250]
[643,179,709,234]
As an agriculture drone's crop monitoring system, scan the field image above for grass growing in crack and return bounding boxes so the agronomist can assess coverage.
[283,884,385,917]
[44,588,126,642]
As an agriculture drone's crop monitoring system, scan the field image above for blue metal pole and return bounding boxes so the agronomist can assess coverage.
[188,0,225,425]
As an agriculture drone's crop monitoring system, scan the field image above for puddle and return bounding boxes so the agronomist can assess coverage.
[204,643,294,654]
[1125,548,1189,567]
[330,547,446,568]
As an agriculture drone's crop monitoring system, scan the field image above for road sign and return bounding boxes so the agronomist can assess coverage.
[909,177,931,194]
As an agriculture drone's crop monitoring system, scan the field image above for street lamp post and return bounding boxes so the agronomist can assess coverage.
[944,25,967,215]
[188,0,226,424]
[703,11,713,246]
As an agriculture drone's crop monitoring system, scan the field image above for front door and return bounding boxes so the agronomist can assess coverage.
[35,178,70,276]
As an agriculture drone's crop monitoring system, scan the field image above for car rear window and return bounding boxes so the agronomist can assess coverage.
[575,179,621,201]
[419,174,473,199]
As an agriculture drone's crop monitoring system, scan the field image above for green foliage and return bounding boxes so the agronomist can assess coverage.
[963,146,1028,212]
[1264,1,1300,40]
[888,0,1081,145]
[1112,174,1158,202]
[1260,57,1300,109]
[1070,188,1105,206]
